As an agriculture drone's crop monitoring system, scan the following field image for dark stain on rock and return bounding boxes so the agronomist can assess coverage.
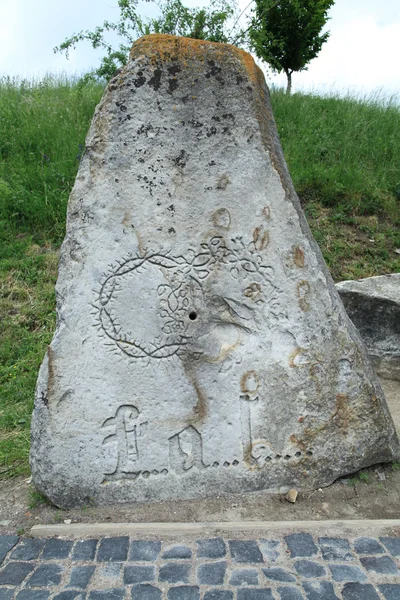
[168,65,181,76]
[173,149,188,168]
[168,78,179,93]
[133,71,146,87]
[206,126,217,137]
[148,68,162,91]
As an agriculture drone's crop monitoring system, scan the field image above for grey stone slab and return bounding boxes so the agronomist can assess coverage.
[259,540,281,563]
[97,538,129,562]
[162,545,192,559]
[318,538,353,561]
[293,560,326,578]
[41,538,73,560]
[16,591,51,600]
[229,568,258,586]
[29,35,399,509]
[302,581,339,600]
[10,538,45,561]
[336,274,400,380]
[159,563,190,583]
[72,539,99,561]
[360,556,398,574]
[353,538,385,555]
[380,537,400,557]
[196,539,226,559]
[167,587,199,600]
[262,567,296,583]
[342,583,380,600]
[229,541,263,563]
[0,561,34,586]
[0,536,19,564]
[131,584,162,600]
[26,563,64,587]
[0,589,14,600]
[236,590,274,600]
[67,565,96,589]
[89,592,126,600]
[379,584,400,600]
[197,561,226,585]
[277,588,304,600]
[124,565,156,584]
[329,564,367,582]
[130,541,161,562]
[285,535,318,558]
[203,591,233,600]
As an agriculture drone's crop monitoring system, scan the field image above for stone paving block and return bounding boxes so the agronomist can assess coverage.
[89,591,126,599]
[130,541,161,562]
[42,538,74,560]
[285,535,318,558]
[380,537,400,557]
[228,541,264,563]
[318,538,353,561]
[130,584,162,600]
[26,563,64,587]
[67,565,96,589]
[258,540,281,563]
[262,567,296,583]
[329,564,367,582]
[10,538,45,561]
[159,563,190,583]
[162,546,192,560]
[97,538,129,562]
[0,589,14,600]
[302,581,339,600]
[360,556,398,574]
[197,539,226,559]
[54,592,87,600]
[341,582,380,600]
[229,568,258,586]
[197,561,226,585]
[203,591,233,600]
[0,536,19,564]
[277,587,304,600]
[379,584,400,600]
[353,538,385,555]
[236,589,274,600]
[0,561,35,585]
[167,586,200,600]
[293,560,326,578]
[124,565,156,584]
[72,539,99,561]
[96,563,122,582]
[16,591,51,600]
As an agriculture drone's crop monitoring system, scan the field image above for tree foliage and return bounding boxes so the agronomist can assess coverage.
[55,0,245,81]
[249,0,335,94]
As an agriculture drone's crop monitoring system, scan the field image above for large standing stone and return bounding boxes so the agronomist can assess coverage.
[336,274,400,381]
[30,35,399,508]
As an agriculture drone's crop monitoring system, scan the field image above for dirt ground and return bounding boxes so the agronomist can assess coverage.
[1,379,399,536]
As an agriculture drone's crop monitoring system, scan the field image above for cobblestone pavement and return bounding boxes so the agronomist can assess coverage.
[1,533,400,600]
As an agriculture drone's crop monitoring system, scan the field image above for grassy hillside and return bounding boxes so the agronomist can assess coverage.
[1,76,399,478]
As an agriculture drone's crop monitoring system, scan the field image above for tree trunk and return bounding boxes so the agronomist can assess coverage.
[286,71,292,95]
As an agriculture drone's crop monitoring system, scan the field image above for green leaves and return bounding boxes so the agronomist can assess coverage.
[249,0,335,93]
[54,0,245,81]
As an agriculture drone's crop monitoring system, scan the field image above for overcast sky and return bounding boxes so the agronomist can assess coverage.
[0,0,399,98]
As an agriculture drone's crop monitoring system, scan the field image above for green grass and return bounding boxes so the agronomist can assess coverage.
[0,76,399,478]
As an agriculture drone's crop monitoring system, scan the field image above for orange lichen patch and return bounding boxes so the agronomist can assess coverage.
[293,246,305,268]
[240,370,260,394]
[129,34,261,84]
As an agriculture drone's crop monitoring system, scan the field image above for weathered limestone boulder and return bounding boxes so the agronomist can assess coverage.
[30,35,399,508]
[337,274,400,381]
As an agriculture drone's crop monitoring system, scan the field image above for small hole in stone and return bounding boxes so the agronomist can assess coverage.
[223,461,230,467]
[161,469,168,475]
[275,454,282,460]
[232,460,239,466]
[306,450,313,457]
[284,455,291,461]
[265,456,272,462]
[189,311,198,321]
[213,462,219,468]
[295,452,302,458]
[142,471,150,478]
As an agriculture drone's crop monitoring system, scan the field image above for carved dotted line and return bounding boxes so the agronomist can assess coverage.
[264,450,313,463]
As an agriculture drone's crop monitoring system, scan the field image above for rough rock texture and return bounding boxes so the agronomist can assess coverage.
[337,274,400,381]
[30,35,399,508]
